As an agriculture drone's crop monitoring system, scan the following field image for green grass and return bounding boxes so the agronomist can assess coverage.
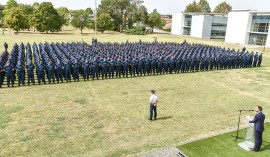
[0,28,270,157]
[178,123,270,157]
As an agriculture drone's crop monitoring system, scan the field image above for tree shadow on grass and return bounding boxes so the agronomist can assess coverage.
[156,116,173,120]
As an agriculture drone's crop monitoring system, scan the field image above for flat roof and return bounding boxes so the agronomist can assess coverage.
[183,12,227,16]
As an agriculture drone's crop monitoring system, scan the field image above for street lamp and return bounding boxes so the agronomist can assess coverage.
[95,0,97,35]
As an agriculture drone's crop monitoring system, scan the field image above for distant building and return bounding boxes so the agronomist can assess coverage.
[171,12,228,39]
[225,10,270,47]
[172,10,270,47]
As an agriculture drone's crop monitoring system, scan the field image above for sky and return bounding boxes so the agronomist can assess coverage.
[0,0,270,14]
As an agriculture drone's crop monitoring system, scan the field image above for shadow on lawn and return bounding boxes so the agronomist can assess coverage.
[156,116,173,120]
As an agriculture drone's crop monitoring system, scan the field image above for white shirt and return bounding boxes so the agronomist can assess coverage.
[150,95,158,105]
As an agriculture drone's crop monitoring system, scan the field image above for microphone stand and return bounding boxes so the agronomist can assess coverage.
[234,110,253,141]
[235,110,242,141]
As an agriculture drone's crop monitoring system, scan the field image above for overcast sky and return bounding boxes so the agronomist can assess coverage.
[0,0,269,14]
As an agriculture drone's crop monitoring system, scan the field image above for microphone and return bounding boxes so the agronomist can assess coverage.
[238,109,254,111]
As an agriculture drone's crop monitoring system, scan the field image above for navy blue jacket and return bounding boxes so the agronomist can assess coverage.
[249,112,265,132]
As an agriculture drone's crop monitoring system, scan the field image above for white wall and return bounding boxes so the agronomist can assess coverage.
[190,15,205,38]
[202,16,213,39]
[171,13,184,35]
[266,24,270,47]
[225,11,252,45]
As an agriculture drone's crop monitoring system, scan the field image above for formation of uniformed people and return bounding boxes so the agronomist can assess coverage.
[0,40,263,88]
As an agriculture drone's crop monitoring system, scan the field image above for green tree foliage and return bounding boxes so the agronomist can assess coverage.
[18,4,33,30]
[70,9,92,34]
[198,0,211,13]
[125,0,148,28]
[214,1,232,13]
[57,7,70,26]
[97,12,113,33]
[32,2,64,33]
[4,0,17,10]
[4,7,29,32]
[98,0,130,32]
[184,0,201,13]
[0,4,4,26]
[147,9,164,29]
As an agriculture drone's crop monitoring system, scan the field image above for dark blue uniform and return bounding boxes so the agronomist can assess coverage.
[4,64,14,87]
[27,63,35,85]
[37,63,46,84]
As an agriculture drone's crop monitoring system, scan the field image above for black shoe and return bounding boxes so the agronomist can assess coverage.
[250,148,258,152]
[148,118,152,121]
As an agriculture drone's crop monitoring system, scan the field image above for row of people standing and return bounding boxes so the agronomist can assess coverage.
[0,41,263,88]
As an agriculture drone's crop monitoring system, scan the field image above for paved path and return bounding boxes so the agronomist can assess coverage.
[140,147,186,157]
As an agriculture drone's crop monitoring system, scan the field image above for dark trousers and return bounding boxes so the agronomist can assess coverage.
[254,130,263,150]
[149,105,157,120]
[6,72,14,87]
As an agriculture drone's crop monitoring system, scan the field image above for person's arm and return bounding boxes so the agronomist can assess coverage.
[249,114,259,123]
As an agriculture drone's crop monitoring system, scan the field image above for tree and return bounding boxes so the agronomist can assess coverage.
[0,4,4,26]
[4,7,29,32]
[4,0,17,10]
[198,0,211,13]
[57,7,70,26]
[32,2,64,33]
[147,9,164,30]
[97,12,113,33]
[214,1,232,13]
[125,0,148,28]
[184,0,201,13]
[98,0,129,32]
[70,9,92,34]
[18,4,33,30]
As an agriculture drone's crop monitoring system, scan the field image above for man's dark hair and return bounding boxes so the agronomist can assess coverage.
[258,106,263,111]
[151,90,155,94]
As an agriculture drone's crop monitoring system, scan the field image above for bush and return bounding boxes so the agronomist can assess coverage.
[123,26,146,35]
[163,28,171,32]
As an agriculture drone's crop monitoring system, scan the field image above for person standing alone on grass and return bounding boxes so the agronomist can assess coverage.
[249,106,265,152]
[149,90,158,120]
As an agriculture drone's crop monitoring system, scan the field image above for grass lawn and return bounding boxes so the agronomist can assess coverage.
[0,28,270,157]
[178,123,270,157]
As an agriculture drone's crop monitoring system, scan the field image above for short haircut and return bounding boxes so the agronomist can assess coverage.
[257,106,263,111]
[151,90,155,94]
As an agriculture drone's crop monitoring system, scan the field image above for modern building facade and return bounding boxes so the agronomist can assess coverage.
[171,10,270,47]
[171,13,228,39]
[225,10,270,47]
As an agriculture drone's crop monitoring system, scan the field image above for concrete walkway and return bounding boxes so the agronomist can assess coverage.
[140,147,186,157]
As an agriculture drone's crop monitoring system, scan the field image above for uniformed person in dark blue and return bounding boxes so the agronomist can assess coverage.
[83,60,90,81]
[258,53,263,67]
[123,59,129,78]
[169,57,175,74]
[92,58,99,80]
[253,52,258,67]
[144,58,150,76]
[27,61,35,85]
[101,58,107,79]
[56,60,63,83]
[137,58,143,76]
[195,58,200,72]
[47,61,55,84]
[37,61,46,85]
[163,58,168,74]
[16,61,25,86]
[190,58,195,72]
[150,58,156,75]
[186,58,190,72]
[4,61,14,87]
[116,59,122,78]
[0,65,3,88]
[175,57,181,73]
[157,57,163,75]
[130,58,136,77]
[108,59,115,79]
[73,61,79,81]
[181,58,186,73]
[65,61,71,82]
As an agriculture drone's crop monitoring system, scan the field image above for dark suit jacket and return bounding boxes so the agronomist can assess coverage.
[249,112,265,132]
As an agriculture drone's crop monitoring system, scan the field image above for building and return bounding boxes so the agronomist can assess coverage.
[225,10,270,47]
[172,10,270,47]
[171,13,228,39]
